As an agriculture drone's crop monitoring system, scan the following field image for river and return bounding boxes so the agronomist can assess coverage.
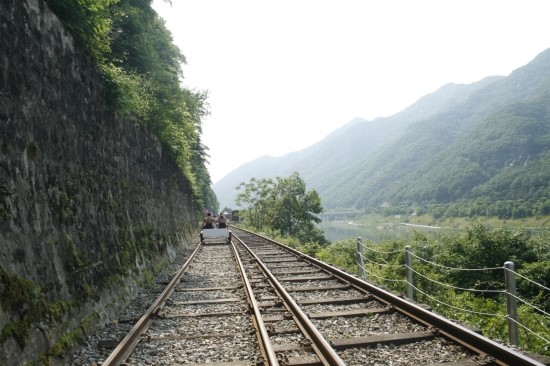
[318,220,454,243]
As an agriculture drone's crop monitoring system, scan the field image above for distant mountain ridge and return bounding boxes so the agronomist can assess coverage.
[214,48,550,211]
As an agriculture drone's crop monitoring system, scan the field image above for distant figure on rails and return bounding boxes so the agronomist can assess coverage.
[217,213,227,228]
[203,212,215,229]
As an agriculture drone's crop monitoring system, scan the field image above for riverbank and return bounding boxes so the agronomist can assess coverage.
[318,213,550,243]
[355,213,550,229]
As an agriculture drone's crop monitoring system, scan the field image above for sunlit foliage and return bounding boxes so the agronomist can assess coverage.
[45,0,216,211]
[235,172,327,244]
[314,224,550,356]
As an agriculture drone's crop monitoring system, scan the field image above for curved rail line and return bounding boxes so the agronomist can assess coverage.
[231,227,546,366]
[100,227,547,365]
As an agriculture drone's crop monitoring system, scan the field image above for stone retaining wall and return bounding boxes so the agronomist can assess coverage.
[0,0,198,363]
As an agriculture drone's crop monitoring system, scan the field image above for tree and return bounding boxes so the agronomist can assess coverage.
[235,178,275,230]
[434,224,538,292]
[270,172,323,237]
[235,172,327,244]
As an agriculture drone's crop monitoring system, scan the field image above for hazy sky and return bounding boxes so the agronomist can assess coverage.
[152,0,550,184]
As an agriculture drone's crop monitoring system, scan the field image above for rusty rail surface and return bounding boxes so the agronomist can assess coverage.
[233,234,347,366]
[101,243,202,366]
[232,226,546,366]
[229,240,279,365]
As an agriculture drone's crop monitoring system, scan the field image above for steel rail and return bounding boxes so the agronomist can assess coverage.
[233,233,347,366]
[234,227,545,366]
[102,242,203,366]
[229,241,280,365]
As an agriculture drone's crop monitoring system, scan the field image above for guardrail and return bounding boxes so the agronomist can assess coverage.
[355,237,550,350]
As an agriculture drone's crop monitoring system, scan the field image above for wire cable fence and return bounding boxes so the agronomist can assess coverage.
[354,237,550,353]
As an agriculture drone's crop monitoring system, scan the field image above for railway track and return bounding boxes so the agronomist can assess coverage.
[74,227,547,365]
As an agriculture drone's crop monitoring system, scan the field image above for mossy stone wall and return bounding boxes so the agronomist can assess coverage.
[0,0,198,363]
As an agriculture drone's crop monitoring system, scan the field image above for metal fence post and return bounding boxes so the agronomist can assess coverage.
[405,246,413,300]
[504,261,519,346]
[357,237,365,279]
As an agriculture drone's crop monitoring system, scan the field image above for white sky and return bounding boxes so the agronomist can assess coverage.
[152,0,550,184]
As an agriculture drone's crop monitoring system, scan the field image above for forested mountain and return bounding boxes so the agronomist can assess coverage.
[214,48,550,213]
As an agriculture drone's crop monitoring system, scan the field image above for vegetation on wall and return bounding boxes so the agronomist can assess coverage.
[44,0,217,211]
[0,267,73,348]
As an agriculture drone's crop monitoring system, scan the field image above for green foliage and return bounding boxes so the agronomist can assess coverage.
[366,83,550,211]
[316,239,357,270]
[45,0,213,213]
[379,196,550,221]
[0,268,44,316]
[235,177,276,229]
[0,268,73,348]
[58,192,75,224]
[236,172,328,244]
[517,305,550,355]
[48,312,99,357]
[133,224,155,251]
[295,225,328,246]
[270,172,323,237]
[518,261,550,313]
[433,224,537,292]
[315,224,550,355]
[45,0,117,60]
[100,63,150,117]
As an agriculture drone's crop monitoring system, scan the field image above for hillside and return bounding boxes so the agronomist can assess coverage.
[214,48,550,211]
